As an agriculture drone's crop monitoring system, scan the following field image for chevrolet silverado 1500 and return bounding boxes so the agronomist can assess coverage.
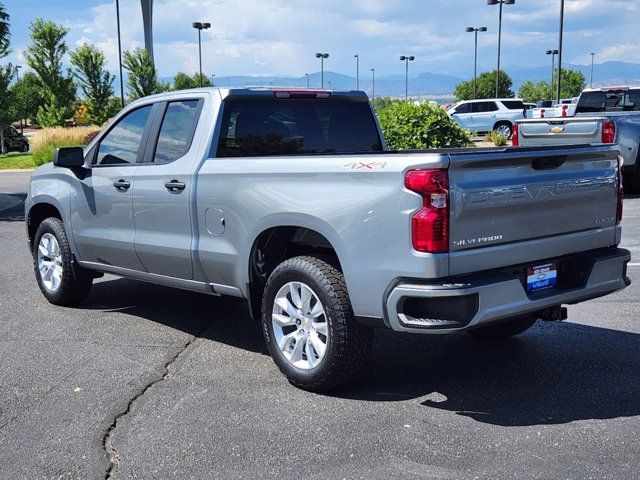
[26,88,631,391]
[515,86,640,192]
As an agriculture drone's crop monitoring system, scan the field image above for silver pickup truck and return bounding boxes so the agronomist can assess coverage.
[515,87,640,192]
[25,88,631,391]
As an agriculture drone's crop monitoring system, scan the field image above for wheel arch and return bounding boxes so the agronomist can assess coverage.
[27,202,63,247]
[246,223,347,321]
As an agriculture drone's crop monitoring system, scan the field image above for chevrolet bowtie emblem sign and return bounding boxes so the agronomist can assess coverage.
[551,126,565,133]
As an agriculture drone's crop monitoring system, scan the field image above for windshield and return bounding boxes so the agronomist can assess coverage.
[576,89,640,113]
[217,96,383,157]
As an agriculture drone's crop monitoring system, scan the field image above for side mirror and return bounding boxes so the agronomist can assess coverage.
[54,147,85,168]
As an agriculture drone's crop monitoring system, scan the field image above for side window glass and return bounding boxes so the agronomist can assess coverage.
[454,103,470,114]
[96,106,152,165]
[153,100,201,164]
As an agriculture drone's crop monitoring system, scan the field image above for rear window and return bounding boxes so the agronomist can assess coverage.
[501,100,524,110]
[216,97,383,157]
[576,89,640,113]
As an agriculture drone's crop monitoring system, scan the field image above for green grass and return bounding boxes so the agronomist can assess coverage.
[0,153,36,170]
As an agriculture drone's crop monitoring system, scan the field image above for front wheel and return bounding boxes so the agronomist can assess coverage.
[261,256,372,392]
[32,217,93,306]
[468,316,537,341]
[494,122,513,139]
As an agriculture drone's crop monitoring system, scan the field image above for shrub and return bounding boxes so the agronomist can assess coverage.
[376,101,473,150]
[488,130,508,147]
[31,126,101,166]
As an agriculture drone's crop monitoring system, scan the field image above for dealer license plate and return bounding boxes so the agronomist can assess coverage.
[526,263,558,292]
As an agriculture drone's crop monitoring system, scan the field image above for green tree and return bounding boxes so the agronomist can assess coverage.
[518,68,586,102]
[0,2,10,58]
[122,47,160,100]
[454,70,514,100]
[376,100,473,150]
[24,19,75,126]
[70,43,117,125]
[9,71,43,124]
[518,80,551,103]
[172,71,212,90]
[0,2,14,152]
[555,68,586,99]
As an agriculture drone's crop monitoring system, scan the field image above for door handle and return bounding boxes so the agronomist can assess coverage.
[165,180,186,192]
[113,179,130,191]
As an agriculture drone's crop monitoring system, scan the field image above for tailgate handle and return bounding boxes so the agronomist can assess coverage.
[532,157,566,170]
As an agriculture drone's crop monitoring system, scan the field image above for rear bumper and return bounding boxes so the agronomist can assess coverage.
[384,248,631,334]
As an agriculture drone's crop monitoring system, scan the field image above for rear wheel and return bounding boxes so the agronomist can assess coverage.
[468,316,537,341]
[261,256,372,391]
[624,168,640,194]
[22,142,29,153]
[33,217,93,306]
[494,122,513,139]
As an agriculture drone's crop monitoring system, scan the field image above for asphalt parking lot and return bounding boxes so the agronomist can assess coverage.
[1,170,639,480]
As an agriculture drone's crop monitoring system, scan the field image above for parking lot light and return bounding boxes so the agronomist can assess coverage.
[590,52,595,88]
[546,49,559,97]
[466,27,488,99]
[487,0,516,98]
[315,53,329,88]
[371,68,375,103]
[192,22,211,87]
[400,55,415,100]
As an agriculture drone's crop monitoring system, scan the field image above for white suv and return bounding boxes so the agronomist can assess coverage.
[447,99,526,138]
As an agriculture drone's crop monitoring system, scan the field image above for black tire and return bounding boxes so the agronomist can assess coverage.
[32,217,93,306]
[261,255,372,392]
[22,142,29,153]
[624,168,640,195]
[468,316,537,341]
[494,121,513,139]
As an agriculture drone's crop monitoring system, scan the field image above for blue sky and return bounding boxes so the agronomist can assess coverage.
[4,0,640,79]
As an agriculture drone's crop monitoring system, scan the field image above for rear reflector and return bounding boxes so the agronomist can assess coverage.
[602,120,616,144]
[273,90,331,99]
[512,123,519,146]
[405,169,449,253]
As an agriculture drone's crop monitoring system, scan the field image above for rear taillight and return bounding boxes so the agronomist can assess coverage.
[404,169,449,253]
[540,109,545,118]
[561,105,569,117]
[512,123,519,146]
[602,120,616,144]
[617,156,624,224]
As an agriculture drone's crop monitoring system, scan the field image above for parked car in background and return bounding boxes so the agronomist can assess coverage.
[524,102,537,118]
[447,98,525,138]
[515,86,640,191]
[1,126,29,154]
[24,87,630,391]
[529,97,578,119]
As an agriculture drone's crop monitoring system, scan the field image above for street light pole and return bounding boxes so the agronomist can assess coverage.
[305,73,309,87]
[15,65,23,133]
[546,49,559,98]
[211,74,215,86]
[399,55,415,100]
[466,27,487,99]
[354,54,359,90]
[115,0,125,108]
[487,0,515,98]
[192,22,211,87]
[371,68,375,103]
[556,0,565,103]
[590,52,595,88]
[315,53,329,88]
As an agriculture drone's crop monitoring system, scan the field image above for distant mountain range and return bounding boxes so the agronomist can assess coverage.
[156,61,640,99]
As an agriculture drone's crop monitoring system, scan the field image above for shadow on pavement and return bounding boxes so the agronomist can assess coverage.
[79,277,640,428]
[0,193,26,221]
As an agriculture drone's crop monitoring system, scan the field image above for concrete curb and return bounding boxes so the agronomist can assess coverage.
[0,169,35,173]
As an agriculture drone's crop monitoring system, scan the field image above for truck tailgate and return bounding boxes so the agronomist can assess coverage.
[447,145,620,275]
[517,117,602,146]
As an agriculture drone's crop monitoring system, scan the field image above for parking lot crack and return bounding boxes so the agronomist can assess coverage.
[102,327,209,479]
